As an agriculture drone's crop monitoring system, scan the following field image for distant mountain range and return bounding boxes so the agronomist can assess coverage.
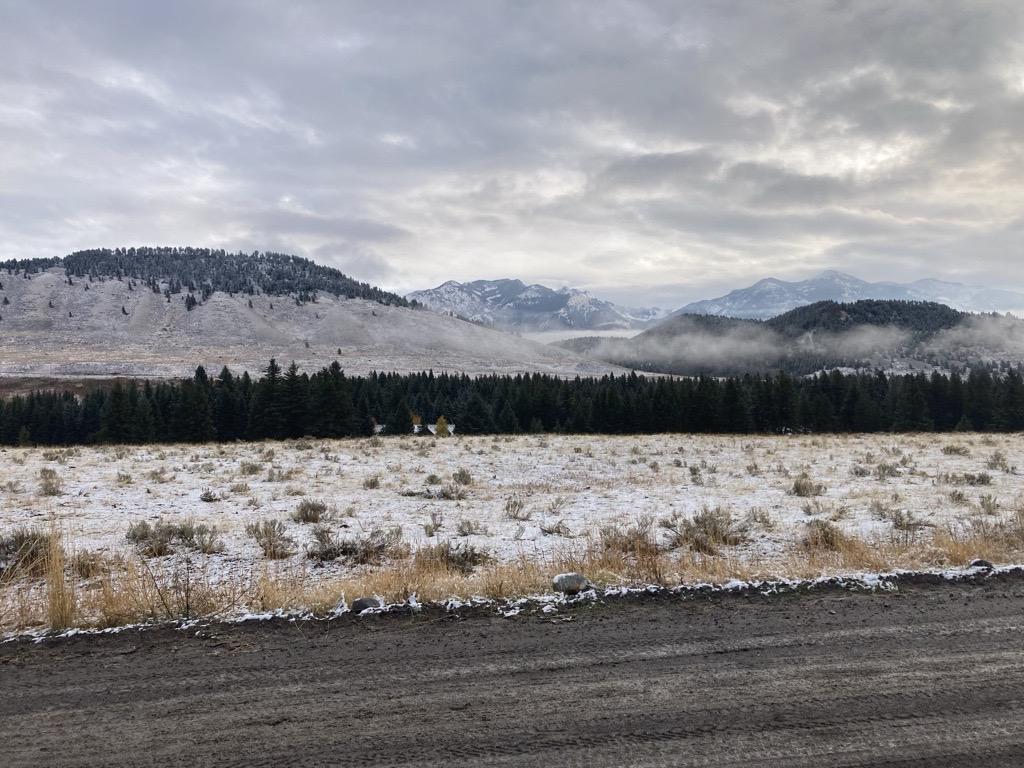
[677,271,1024,319]
[406,279,665,333]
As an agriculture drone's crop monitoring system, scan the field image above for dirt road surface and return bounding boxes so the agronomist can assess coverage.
[4,578,1024,767]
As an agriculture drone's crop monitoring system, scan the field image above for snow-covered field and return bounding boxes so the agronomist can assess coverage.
[2,432,1022,582]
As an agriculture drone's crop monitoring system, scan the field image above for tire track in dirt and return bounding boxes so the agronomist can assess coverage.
[4,580,1024,767]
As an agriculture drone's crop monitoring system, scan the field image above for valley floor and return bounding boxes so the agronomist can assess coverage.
[2,432,1024,630]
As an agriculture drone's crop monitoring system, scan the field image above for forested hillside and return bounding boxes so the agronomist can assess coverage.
[3,361,1024,446]
[558,300,1024,376]
[763,300,965,338]
[1,247,413,307]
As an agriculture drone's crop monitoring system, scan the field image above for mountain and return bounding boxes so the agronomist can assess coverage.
[0,251,624,379]
[678,270,1024,319]
[406,279,665,333]
[557,299,1024,376]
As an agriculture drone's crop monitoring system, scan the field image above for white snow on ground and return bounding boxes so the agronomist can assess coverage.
[1,433,1022,584]
[0,268,625,378]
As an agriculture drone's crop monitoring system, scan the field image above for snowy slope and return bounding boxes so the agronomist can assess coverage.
[0,268,625,378]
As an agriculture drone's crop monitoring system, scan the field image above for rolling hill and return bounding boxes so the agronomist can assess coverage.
[0,250,624,379]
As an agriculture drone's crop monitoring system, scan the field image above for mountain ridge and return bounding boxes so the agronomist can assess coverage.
[678,270,1024,319]
[407,278,665,333]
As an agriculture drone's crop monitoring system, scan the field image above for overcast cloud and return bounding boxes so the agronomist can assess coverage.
[2,1,1023,308]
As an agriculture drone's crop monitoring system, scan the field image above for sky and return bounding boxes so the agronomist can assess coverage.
[2,1,1023,309]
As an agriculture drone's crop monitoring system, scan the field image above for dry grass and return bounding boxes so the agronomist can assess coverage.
[5,519,1024,633]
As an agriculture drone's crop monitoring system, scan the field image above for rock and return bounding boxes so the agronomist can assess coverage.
[350,597,382,613]
[969,559,994,570]
[552,572,592,596]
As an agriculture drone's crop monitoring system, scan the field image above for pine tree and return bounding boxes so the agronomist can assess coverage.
[389,398,414,436]
[496,400,520,433]
[458,392,495,434]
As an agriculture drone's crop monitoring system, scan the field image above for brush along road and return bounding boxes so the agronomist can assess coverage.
[4,578,1024,767]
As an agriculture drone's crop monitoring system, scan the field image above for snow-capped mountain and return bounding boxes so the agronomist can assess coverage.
[407,279,665,332]
[677,270,1024,319]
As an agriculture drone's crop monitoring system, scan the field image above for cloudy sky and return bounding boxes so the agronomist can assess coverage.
[2,1,1023,308]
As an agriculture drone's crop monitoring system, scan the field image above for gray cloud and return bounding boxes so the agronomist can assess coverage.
[1,0,1023,306]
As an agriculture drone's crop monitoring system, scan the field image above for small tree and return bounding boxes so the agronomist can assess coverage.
[435,415,450,437]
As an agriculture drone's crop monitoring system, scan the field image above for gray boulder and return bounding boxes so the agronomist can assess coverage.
[552,572,592,596]
[350,596,383,613]
[969,559,994,570]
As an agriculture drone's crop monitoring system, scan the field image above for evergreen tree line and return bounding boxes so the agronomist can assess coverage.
[1,247,416,308]
[4,362,1024,446]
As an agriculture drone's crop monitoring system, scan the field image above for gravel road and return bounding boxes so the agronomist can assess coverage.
[4,577,1024,767]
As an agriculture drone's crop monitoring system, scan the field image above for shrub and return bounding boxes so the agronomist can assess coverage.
[431,483,466,501]
[791,473,826,497]
[125,518,224,557]
[126,520,175,557]
[938,472,992,486]
[0,527,51,578]
[987,451,1011,472]
[38,468,62,496]
[660,506,748,555]
[504,495,531,521]
[422,512,444,537]
[745,507,775,531]
[979,494,1000,515]
[414,540,490,574]
[545,496,570,515]
[539,519,572,537]
[71,551,108,579]
[307,526,406,565]
[425,473,442,485]
[193,525,226,554]
[306,525,344,562]
[801,520,847,552]
[245,519,295,559]
[199,488,219,503]
[942,444,970,456]
[239,461,263,476]
[452,468,473,486]
[600,516,659,558]
[363,475,381,490]
[874,463,899,481]
[456,519,485,537]
[292,498,328,523]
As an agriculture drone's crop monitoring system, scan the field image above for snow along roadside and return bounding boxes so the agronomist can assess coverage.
[4,562,1017,645]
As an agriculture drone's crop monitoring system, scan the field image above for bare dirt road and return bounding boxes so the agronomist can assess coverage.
[4,577,1024,767]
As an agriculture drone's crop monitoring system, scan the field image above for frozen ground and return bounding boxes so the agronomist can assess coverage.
[2,433,1022,584]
